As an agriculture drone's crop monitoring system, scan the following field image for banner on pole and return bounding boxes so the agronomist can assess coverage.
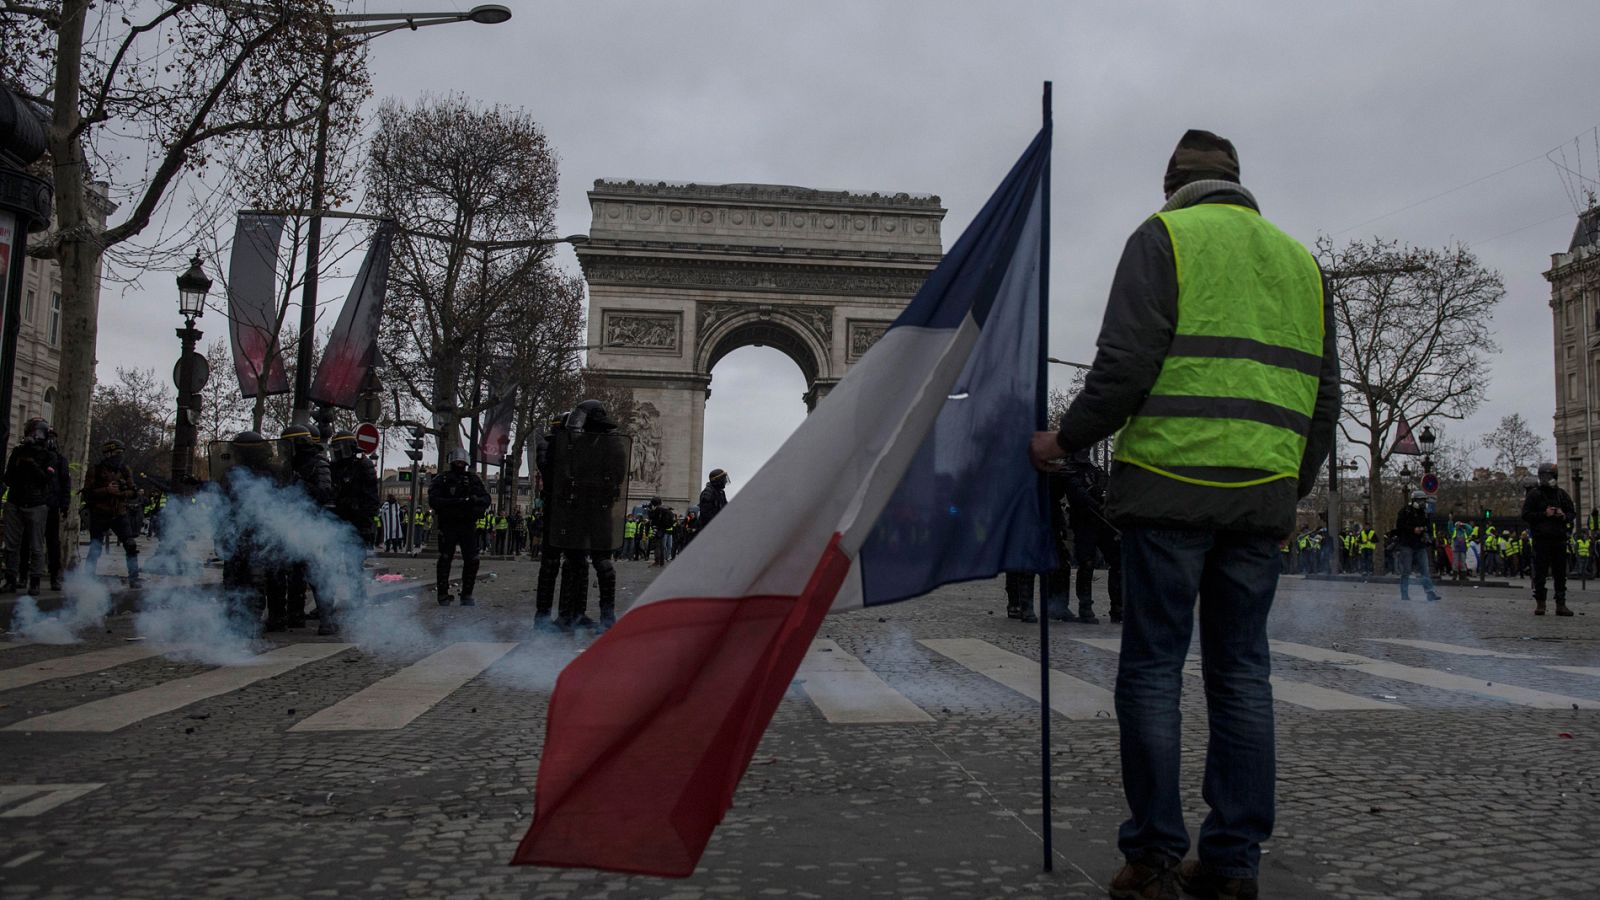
[227,213,291,398]
[310,222,394,410]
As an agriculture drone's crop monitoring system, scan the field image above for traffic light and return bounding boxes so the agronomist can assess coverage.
[406,427,424,462]
[398,470,413,482]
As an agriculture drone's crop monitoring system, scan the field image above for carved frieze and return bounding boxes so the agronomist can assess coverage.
[602,311,681,355]
[585,258,927,299]
[847,320,891,361]
[696,301,834,358]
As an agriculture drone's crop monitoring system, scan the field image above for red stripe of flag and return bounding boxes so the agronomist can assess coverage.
[513,534,854,876]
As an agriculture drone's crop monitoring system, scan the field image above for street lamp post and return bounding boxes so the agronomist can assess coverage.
[225,2,515,427]
[171,254,212,487]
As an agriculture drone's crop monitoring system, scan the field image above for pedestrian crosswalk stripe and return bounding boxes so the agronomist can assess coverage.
[1546,666,1600,678]
[289,642,516,732]
[1367,639,1543,659]
[0,645,163,692]
[920,638,1116,720]
[1069,638,1404,711]
[1270,641,1600,710]
[0,641,32,652]
[796,640,933,724]
[0,784,105,818]
[4,644,352,733]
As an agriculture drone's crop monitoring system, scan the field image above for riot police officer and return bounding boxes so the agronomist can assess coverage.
[1062,448,1122,624]
[220,430,286,632]
[535,400,630,631]
[329,430,381,545]
[3,417,55,594]
[81,440,143,588]
[429,447,490,606]
[282,424,336,632]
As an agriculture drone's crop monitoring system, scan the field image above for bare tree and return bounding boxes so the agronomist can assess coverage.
[1318,236,1504,539]
[2,0,368,548]
[369,94,560,464]
[89,367,172,483]
[198,338,253,447]
[1480,413,1547,476]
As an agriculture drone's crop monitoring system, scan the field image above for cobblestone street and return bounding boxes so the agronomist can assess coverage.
[1,557,1596,899]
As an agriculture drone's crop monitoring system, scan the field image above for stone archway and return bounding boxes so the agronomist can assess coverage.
[577,180,945,510]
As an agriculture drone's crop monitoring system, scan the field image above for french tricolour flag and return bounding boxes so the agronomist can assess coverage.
[514,125,1056,877]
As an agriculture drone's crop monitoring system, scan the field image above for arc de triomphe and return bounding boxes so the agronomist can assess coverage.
[576,180,945,510]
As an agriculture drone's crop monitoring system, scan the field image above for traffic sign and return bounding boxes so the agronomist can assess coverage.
[1420,472,1440,494]
[354,422,381,455]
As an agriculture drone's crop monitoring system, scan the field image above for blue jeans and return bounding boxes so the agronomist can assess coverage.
[1395,545,1438,601]
[1117,527,1278,879]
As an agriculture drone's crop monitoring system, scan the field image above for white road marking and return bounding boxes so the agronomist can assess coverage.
[1546,666,1600,678]
[1271,641,1600,710]
[3,850,44,867]
[0,645,163,692]
[0,784,105,818]
[1070,638,1403,711]
[289,642,516,732]
[1367,639,1543,659]
[796,639,932,724]
[4,644,352,732]
[920,638,1116,720]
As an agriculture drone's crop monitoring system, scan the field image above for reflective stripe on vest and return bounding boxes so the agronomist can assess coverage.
[1114,204,1324,488]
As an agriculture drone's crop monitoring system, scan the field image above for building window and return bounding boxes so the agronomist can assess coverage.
[47,292,61,346]
[1570,373,1579,407]
[41,388,54,424]
[23,289,34,324]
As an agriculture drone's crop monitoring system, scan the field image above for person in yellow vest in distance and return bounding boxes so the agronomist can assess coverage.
[1028,129,1340,900]
[1357,524,1377,575]
[1576,529,1594,578]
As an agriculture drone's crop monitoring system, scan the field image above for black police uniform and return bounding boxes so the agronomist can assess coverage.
[284,441,334,627]
[1063,454,1122,623]
[82,457,142,583]
[429,464,491,604]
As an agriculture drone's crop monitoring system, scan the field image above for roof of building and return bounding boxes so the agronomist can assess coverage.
[1571,206,1600,252]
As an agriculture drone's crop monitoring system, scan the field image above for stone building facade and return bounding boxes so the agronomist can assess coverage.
[1547,206,1600,515]
[8,181,113,440]
[577,180,944,510]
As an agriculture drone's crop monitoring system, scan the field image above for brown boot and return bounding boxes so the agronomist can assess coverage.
[1535,598,1547,615]
[1178,859,1259,900]
[1109,854,1180,899]
[1556,601,1575,617]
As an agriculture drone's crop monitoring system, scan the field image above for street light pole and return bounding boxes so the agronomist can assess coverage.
[219,2,516,427]
[170,255,213,488]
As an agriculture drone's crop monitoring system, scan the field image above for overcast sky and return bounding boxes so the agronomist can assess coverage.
[96,0,1600,488]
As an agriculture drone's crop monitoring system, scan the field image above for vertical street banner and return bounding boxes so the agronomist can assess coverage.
[310,222,395,409]
[1390,414,1421,456]
[227,212,290,398]
[0,212,15,398]
[513,124,1054,877]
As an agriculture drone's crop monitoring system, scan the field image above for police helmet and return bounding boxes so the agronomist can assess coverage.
[1410,490,1427,502]
[232,430,274,471]
[1538,461,1559,483]
[101,439,125,457]
[22,417,49,443]
[329,430,358,460]
[447,447,470,468]
[708,468,729,486]
[282,424,320,447]
[565,399,617,433]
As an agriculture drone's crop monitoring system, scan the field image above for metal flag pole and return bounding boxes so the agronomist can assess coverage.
[1037,79,1054,875]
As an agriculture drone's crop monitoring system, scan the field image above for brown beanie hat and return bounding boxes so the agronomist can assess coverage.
[1163,129,1240,195]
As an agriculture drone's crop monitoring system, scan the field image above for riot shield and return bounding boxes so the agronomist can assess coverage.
[544,430,633,552]
[206,438,289,486]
